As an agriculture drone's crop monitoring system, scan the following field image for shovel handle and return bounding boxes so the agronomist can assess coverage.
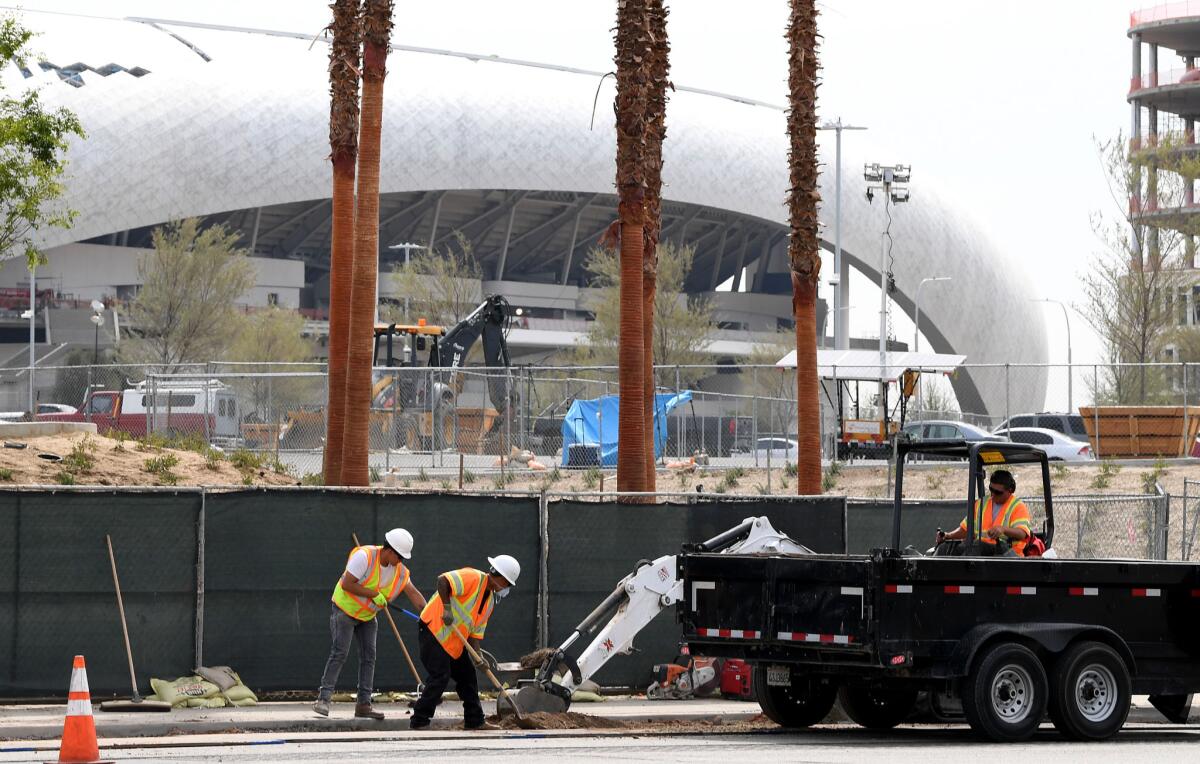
[461,637,524,720]
[106,534,142,702]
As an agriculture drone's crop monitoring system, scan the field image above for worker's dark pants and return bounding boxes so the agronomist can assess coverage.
[412,622,483,728]
[317,604,378,706]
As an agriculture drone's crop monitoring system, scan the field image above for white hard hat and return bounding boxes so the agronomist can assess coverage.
[384,528,413,559]
[487,554,520,586]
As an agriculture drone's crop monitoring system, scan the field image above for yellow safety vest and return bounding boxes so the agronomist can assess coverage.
[420,568,494,659]
[331,545,409,621]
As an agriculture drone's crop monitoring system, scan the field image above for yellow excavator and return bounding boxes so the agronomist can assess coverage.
[280,295,516,452]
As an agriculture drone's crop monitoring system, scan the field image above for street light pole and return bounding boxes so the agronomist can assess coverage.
[387,242,426,320]
[1035,298,1073,412]
[914,277,951,352]
[818,119,866,351]
[863,163,911,377]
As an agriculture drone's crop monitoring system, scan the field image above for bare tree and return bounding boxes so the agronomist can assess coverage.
[386,231,483,328]
[1080,133,1200,404]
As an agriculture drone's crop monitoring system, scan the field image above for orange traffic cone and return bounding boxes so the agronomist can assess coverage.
[48,655,112,764]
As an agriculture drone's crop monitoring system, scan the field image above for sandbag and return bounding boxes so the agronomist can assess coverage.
[149,676,220,707]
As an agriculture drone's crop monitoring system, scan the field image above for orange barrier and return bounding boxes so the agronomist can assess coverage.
[51,655,111,764]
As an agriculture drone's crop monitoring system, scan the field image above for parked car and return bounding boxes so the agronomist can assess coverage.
[991,426,1093,461]
[900,419,993,442]
[36,403,77,416]
[994,411,1089,441]
[753,437,798,461]
[900,420,994,461]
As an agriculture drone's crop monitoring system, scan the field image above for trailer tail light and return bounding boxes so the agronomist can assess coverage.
[889,654,908,666]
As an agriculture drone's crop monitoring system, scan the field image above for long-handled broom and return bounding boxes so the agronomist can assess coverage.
[98,535,172,712]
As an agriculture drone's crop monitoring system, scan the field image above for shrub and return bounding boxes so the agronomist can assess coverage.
[63,437,96,474]
[582,467,601,490]
[203,448,223,471]
[784,462,798,477]
[462,469,477,485]
[300,472,323,486]
[0,467,13,481]
[55,470,76,485]
[230,449,266,471]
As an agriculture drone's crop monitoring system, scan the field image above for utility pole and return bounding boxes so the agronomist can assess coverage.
[817,119,867,351]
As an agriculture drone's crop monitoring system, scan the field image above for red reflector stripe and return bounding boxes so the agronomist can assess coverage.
[1068,587,1099,596]
[944,585,975,594]
[1132,588,1161,597]
[1006,586,1036,595]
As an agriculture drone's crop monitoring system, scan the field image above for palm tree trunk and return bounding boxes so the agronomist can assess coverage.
[322,0,361,485]
[642,0,669,494]
[786,0,822,494]
[615,0,651,497]
[341,0,393,486]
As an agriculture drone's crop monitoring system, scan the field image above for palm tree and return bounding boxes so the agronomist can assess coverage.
[341,0,393,486]
[322,0,361,485]
[786,0,822,494]
[642,0,670,492]
[614,0,650,496]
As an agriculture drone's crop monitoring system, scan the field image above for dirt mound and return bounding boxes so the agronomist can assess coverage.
[492,711,631,730]
[0,431,298,487]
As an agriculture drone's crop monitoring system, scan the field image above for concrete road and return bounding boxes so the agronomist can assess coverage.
[5,724,1200,763]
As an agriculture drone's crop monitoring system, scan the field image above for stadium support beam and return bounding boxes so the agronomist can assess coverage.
[433,190,529,251]
[258,199,329,242]
[559,205,585,285]
[272,200,332,258]
[706,227,730,291]
[504,194,596,274]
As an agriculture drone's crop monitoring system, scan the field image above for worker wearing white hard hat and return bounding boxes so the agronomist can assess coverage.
[314,528,427,720]
[410,554,520,731]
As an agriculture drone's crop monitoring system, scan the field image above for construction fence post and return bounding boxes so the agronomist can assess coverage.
[194,488,206,669]
[1093,365,1101,460]
[1004,363,1010,438]
[537,490,550,649]
[752,366,759,468]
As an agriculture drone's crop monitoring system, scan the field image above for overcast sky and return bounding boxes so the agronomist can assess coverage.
[20,0,1137,368]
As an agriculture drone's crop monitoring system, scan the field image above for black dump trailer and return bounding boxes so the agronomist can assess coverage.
[679,440,1200,742]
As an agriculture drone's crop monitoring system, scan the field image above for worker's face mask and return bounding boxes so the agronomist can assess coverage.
[494,587,510,601]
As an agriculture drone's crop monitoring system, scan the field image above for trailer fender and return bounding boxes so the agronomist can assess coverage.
[949,623,1136,678]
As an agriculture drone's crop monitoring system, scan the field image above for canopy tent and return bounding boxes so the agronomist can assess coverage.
[775,348,966,382]
[560,391,693,468]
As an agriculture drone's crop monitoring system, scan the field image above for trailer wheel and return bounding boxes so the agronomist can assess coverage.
[1048,641,1130,741]
[961,642,1048,742]
[837,684,918,729]
[753,665,836,728]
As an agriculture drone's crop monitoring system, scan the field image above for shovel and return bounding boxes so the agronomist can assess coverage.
[98,535,172,712]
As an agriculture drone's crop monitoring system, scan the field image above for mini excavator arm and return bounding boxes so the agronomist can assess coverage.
[515,516,813,714]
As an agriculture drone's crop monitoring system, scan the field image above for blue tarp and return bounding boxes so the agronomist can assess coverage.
[560,391,693,467]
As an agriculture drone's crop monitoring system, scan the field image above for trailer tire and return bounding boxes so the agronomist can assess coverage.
[837,684,918,730]
[1048,641,1130,741]
[961,642,1048,742]
[753,665,836,728]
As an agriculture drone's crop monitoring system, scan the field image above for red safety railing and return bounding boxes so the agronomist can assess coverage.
[1129,66,1200,92]
[1131,1,1200,27]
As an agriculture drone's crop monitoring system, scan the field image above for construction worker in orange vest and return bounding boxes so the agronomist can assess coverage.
[314,528,427,719]
[410,554,520,731]
[936,469,1033,556]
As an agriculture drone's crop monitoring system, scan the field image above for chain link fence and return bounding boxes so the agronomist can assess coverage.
[9,361,1200,478]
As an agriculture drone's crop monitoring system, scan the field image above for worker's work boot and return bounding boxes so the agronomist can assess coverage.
[354,703,385,720]
[465,720,502,731]
[312,699,330,717]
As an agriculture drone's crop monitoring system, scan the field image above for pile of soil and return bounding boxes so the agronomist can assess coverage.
[0,431,297,487]
[491,711,631,730]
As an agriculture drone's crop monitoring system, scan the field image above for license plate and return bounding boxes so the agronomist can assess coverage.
[766,665,791,687]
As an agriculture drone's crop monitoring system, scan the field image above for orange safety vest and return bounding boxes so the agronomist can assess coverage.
[959,495,1032,556]
[331,545,410,621]
[420,568,494,659]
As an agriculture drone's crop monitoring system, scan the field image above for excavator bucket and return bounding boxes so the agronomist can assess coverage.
[503,685,569,716]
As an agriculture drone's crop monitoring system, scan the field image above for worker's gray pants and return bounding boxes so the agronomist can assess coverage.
[317,604,378,706]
